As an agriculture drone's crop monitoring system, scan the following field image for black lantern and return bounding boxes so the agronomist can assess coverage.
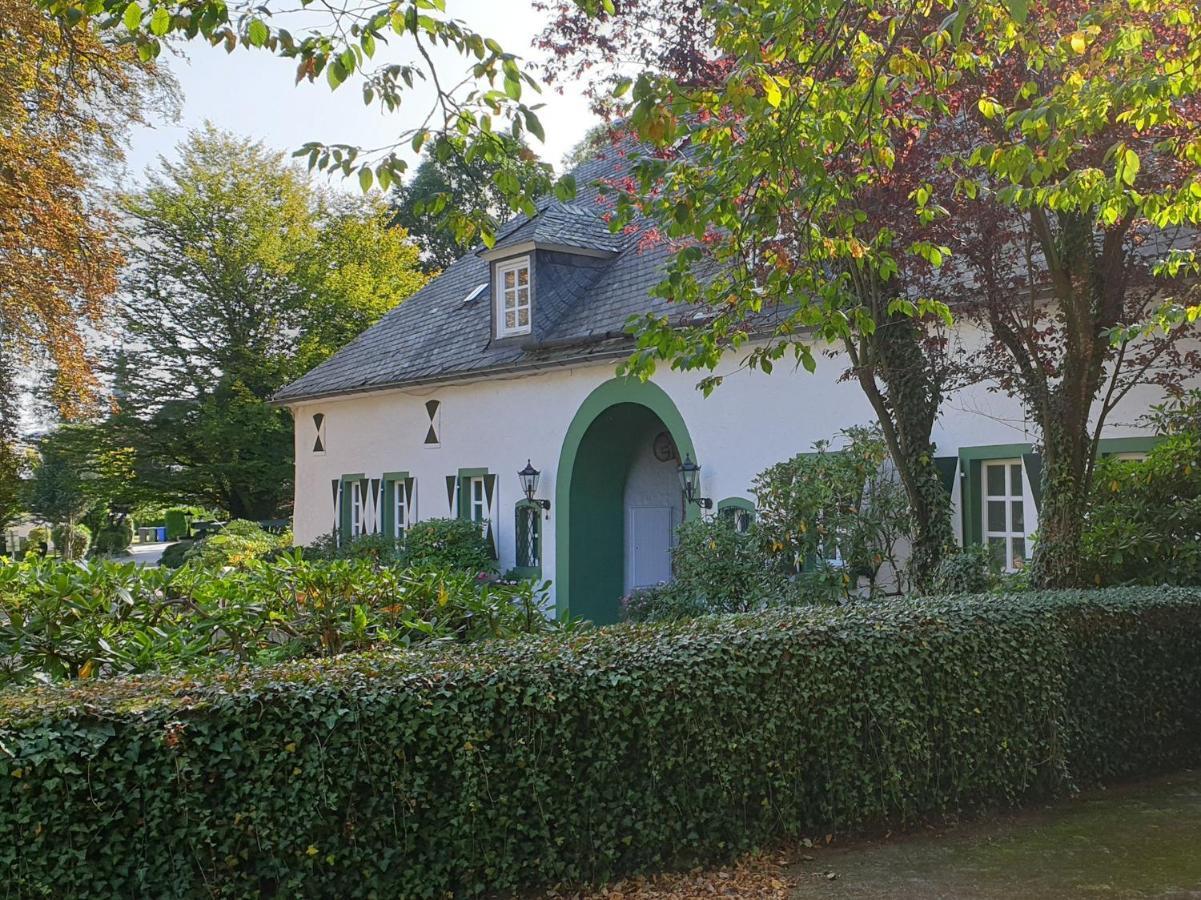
[677,453,713,509]
[518,460,551,510]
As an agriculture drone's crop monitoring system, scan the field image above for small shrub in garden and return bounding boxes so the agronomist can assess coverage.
[2,587,1199,897]
[622,583,707,623]
[26,525,51,554]
[671,517,780,611]
[182,519,290,569]
[49,522,90,560]
[1081,392,1201,586]
[753,426,913,600]
[931,545,991,594]
[301,531,403,564]
[93,519,135,555]
[400,517,495,572]
[164,508,191,541]
[159,540,194,569]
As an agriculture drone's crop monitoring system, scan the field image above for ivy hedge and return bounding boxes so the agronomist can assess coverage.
[2,588,1200,897]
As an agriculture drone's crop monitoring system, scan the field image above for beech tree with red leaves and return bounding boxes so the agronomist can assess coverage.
[545,0,1201,589]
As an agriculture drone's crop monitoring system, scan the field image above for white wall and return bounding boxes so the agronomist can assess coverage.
[289,320,1182,606]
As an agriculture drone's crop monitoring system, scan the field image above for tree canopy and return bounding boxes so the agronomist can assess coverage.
[0,0,168,417]
[390,142,551,271]
[34,0,575,250]
[555,0,1201,587]
[111,125,429,518]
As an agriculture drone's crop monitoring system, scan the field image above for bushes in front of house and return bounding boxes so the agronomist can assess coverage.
[0,554,552,687]
[1081,392,1201,586]
[623,518,804,622]
[2,586,1199,897]
[176,519,291,570]
[306,518,496,573]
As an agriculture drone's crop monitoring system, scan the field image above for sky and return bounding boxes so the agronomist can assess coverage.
[121,0,600,190]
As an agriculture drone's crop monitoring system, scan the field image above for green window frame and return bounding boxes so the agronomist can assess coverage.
[513,499,543,578]
[716,497,755,533]
[382,472,414,540]
[959,435,1162,562]
[337,473,366,546]
[450,467,498,559]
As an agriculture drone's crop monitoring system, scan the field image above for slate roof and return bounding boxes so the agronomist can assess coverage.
[274,146,677,404]
[489,199,624,255]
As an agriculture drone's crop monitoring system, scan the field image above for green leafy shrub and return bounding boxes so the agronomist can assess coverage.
[2,587,1198,897]
[753,426,913,600]
[623,518,802,622]
[0,555,554,687]
[25,525,51,554]
[182,519,291,570]
[158,540,194,569]
[399,517,495,572]
[164,508,191,541]
[49,522,90,560]
[931,545,991,594]
[302,531,403,564]
[1081,393,1201,586]
[621,583,708,623]
[93,518,135,555]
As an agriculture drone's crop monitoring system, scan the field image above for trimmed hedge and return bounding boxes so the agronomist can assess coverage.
[2,588,1200,897]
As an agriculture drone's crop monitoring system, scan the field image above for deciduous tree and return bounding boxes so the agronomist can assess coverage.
[556,0,1201,588]
[0,0,164,416]
[113,126,429,518]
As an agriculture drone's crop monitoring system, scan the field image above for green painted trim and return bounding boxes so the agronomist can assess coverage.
[513,498,543,578]
[716,496,755,513]
[555,377,697,622]
[381,471,409,538]
[337,473,365,546]
[957,443,1033,463]
[456,468,490,520]
[1097,435,1161,456]
[957,445,1030,547]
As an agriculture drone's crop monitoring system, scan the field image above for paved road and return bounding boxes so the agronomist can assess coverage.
[124,541,171,567]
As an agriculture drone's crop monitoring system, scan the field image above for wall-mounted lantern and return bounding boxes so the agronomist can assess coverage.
[678,453,713,509]
[518,460,551,510]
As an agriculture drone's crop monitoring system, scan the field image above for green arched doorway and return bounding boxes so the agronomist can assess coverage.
[555,378,697,624]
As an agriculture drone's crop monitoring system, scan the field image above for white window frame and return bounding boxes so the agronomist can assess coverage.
[982,459,1033,573]
[495,256,532,338]
[393,479,410,539]
[469,475,487,526]
[350,481,365,537]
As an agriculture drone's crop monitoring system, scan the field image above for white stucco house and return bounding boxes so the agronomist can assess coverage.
[274,150,1173,624]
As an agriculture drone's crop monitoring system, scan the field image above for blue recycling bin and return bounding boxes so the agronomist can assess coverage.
[156,526,167,542]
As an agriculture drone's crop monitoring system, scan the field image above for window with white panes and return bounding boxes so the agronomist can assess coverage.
[495,257,531,337]
[393,479,410,539]
[468,476,487,527]
[350,481,365,537]
[982,460,1029,572]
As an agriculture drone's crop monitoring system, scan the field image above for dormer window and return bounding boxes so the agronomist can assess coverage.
[495,256,531,337]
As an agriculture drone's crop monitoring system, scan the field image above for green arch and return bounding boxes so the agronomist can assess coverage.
[555,377,697,622]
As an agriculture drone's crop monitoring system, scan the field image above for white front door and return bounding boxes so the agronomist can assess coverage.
[626,506,675,591]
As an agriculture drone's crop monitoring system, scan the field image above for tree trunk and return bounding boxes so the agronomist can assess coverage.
[849,306,954,592]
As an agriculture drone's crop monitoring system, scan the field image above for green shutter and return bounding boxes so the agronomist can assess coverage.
[933,456,958,499]
[1022,452,1043,511]
[962,459,983,546]
[446,475,458,516]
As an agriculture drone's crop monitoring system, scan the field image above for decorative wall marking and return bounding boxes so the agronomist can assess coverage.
[313,413,326,454]
[424,399,441,447]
